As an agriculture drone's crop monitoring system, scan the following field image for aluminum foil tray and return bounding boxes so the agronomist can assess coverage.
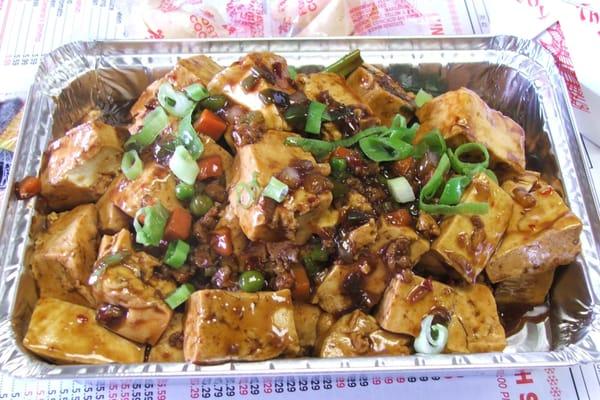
[1,36,599,379]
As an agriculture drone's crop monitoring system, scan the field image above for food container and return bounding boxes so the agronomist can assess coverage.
[0,36,599,379]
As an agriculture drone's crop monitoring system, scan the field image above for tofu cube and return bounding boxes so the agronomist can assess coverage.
[96,175,130,234]
[415,88,525,173]
[31,204,98,306]
[109,161,183,217]
[148,313,185,363]
[229,130,332,243]
[486,179,582,283]
[375,274,505,353]
[370,218,430,270]
[318,310,411,358]
[23,298,144,364]
[40,120,123,210]
[346,64,416,126]
[431,173,513,282]
[494,269,555,306]
[184,289,299,363]
[293,303,333,353]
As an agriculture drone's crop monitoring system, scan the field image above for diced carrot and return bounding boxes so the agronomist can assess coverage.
[15,176,41,200]
[291,264,311,301]
[197,155,223,181]
[194,109,227,141]
[164,207,192,241]
[391,156,415,177]
[385,208,412,227]
[332,147,353,159]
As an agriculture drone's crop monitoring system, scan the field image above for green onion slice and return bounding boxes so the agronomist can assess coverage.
[164,240,190,269]
[164,283,195,309]
[158,82,195,118]
[305,101,326,135]
[262,176,289,203]
[414,315,448,354]
[133,203,170,247]
[439,175,471,206]
[121,149,143,180]
[324,49,363,77]
[359,135,413,162]
[287,66,297,80]
[184,83,209,101]
[415,89,434,107]
[414,130,447,159]
[88,251,131,285]
[447,142,490,176]
[387,176,415,203]
[235,172,260,209]
[178,111,204,160]
[125,107,169,150]
[169,145,200,185]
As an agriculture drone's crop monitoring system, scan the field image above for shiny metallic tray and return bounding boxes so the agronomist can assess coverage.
[1,36,599,379]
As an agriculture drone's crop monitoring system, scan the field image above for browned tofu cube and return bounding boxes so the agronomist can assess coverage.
[431,173,513,282]
[184,289,299,363]
[318,310,411,358]
[415,88,525,173]
[92,265,173,345]
[346,64,416,126]
[371,218,430,271]
[148,313,185,363]
[376,274,505,353]
[96,175,130,234]
[293,303,334,354]
[23,298,144,364]
[312,258,389,315]
[487,179,582,283]
[109,161,183,217]
[40,120,123,210]
[229,130,332,243]
[31,204,98,306]
[494,269,554,306]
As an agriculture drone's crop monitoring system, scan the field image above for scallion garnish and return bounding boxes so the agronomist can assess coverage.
[262,176,289,203]
[287,65,297,80]
[387,176,415,203]
[305,101,326,135]
[133,203,170,247]
[178,111,204,160]
[324,49,364,77]
[125,107,169,150]
[184,83,209,101]
[121,149,143,180]
[164,283,195,309]
[414,315,448,354]
[415,89,433,107]
[88,251,131,285]
[235,172,260,209]
[164,240,190,269]
[447,142,490,176]
[169,145,200,185]
[158,82,195,117]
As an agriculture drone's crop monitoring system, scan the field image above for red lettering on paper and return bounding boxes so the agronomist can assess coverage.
[349,0,423,35]
[515,370,534,385]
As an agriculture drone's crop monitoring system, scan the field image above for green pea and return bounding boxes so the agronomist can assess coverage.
[189,194,214,217]
[199,94,227,111]
[239,270,265,292]
[330,157,347,178]
[175,182,195,201]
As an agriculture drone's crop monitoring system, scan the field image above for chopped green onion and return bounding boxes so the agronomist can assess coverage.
[164,240,190,269]
[184,83,209,101]
[242,74,260,93]
[387,177,415,203]
[391,114,407,129]
[238,270,265,292]
[125,107,169,150]
[158,82,195,117]
[287,65,297,80]
[414,130,447,159]
[324,49,364,77]
[121,149,143,180]
[483,169,498,184]
[415,89,434,108]
[303,243,328,276]
[447,143,490,176]
[175,182,195,201]
[133,203,170,247]
[262,176,289,203]
[414,315,448,354]
[169,145,200,185]
[330,157,348,179]
[322,110,333,122]
[305,101,326,135]
[189,194,214,217]
[199,94,227,111]
[164,283,195,309]
[439,175,471,206]
[418,154,488,215]
[235,172,260,208]
[88,251,131,285]
[178,111,204,160]
[359,135,413,162]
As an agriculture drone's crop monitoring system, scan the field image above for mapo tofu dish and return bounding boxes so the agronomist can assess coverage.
[18,50,583,365]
